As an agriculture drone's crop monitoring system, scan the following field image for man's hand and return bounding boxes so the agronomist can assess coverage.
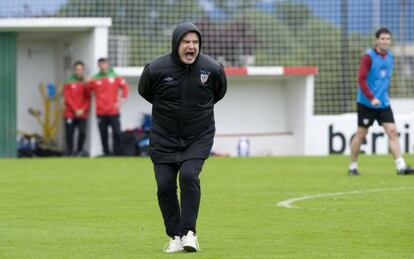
[116,98,126,108]
[75,109,84,117]
[371,98,381,106]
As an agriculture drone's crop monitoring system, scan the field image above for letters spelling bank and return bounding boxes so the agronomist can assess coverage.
[329,124,412,154]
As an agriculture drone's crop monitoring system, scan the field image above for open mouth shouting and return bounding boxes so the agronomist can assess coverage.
[178,32,200,64]
[184,50,195,62]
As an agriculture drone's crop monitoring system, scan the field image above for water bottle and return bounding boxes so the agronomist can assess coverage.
[30,137,36,151]
[237,137,250,157]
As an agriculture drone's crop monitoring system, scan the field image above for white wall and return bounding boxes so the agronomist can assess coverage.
[215,76,288,134]
[16,26,110,155]
[17,38,57,138]
[119,77,152,131]
[213,76,289,156]
[55,27,136,156]
[56,30,101,154]
[125,74,313,156]
[17,30,105,151]
[308,108,414,156]
[285,76,314,154]
[212,76,314,156]
[53,27,110,156]
[87,26,110,156]
[389,98,414,114]
[56,32,95,78]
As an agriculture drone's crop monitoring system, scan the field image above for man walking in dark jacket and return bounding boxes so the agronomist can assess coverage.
[138,22,227,253]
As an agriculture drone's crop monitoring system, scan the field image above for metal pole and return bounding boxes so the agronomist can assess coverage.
[340,0,350,113]
[373,0,381,29]
[399,0,407,93]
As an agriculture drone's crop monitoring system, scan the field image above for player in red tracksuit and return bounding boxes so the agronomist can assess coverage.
[63,61,90,156]
[88,58,129,156]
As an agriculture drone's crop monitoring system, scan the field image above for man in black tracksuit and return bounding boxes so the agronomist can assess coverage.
[138,22,226,253]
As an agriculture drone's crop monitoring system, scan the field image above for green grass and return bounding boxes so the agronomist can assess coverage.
[1,156,414,259]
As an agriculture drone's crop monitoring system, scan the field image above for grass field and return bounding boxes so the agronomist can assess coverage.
[1,156,414,259]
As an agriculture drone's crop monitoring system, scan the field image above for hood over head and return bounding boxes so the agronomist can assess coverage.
[171,22,202,64]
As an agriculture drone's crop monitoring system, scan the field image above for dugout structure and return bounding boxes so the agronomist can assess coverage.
[118,66,317,156]
[0,17,317,157]
[0,18,111,157]
[0,18,112,157]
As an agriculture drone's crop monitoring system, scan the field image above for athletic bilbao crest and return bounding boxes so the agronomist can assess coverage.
[380,69,386,78]
[200,69,210,85]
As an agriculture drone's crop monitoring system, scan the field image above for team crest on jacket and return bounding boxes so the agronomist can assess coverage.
[164,76,174,82]
[200,69,210,85]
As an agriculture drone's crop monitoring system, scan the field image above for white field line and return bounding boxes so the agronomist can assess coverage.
[277,186,414,209]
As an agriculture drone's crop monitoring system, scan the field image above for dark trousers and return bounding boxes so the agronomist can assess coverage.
[154,159,205,237]
[98,115,123,156]
[65,118,87,154]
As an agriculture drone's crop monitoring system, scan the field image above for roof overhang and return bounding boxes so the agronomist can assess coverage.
[0,18,112,32]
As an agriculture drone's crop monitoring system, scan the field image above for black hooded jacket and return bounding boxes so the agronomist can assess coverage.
[138,22,227,163]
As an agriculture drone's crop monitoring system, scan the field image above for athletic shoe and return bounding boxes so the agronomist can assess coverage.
[397,165,414,175]
[348,168,361,176]
[75,150,88,157]
[181,231,200,252]
[163,236,183,253]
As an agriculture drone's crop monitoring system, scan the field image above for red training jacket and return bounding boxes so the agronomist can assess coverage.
[63,75,90,119]
[88,69,129,115]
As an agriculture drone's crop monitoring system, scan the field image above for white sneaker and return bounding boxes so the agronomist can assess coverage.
[163,236,183,253]
[181,231,200,252]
